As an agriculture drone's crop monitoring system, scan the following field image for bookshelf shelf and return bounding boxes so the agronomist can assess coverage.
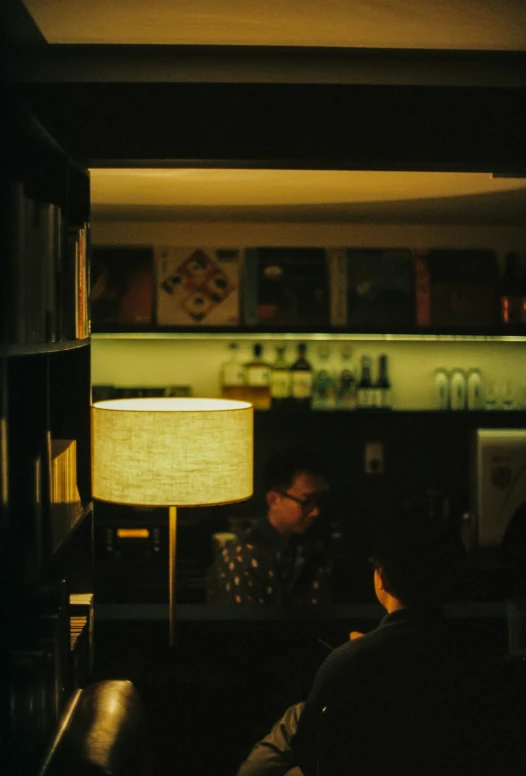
[92,330,526,343]
[1,338,90,357]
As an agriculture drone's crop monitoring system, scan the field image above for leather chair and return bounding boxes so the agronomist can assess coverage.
[40,680,153,776]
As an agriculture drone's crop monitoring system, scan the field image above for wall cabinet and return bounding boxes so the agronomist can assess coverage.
[1,96,92,775]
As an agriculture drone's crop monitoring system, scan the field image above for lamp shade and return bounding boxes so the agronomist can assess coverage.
[92,397,253,507]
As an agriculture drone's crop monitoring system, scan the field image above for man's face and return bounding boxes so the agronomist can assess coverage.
[268,471,329,536]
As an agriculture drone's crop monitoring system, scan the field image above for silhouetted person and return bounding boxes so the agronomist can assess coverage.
[237,503,525,776]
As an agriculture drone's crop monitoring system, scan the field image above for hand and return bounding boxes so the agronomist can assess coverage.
[349,631,364,640]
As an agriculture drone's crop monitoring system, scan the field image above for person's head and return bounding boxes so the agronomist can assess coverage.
[264,446,330,538]
[368,502,465,613]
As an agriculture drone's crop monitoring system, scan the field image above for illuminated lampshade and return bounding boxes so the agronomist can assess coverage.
[92,397,254,643]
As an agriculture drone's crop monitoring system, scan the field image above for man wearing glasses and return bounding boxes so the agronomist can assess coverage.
[206,446,332,605]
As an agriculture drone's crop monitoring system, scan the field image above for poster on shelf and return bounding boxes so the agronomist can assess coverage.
[328,248,415,329]
[155,247,240,326]
[243,247,329,327]
[414,249,499,328]
[91,246,154,328]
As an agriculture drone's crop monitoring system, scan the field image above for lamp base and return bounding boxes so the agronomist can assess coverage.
[169,505,177,647]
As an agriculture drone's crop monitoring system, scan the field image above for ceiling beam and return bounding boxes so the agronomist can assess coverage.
[15,81,526,174]
[6,43,526,88]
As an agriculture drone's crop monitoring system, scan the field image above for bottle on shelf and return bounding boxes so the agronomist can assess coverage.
[502,380,516,410]
[244,343,271,409]
[335,344,356,410]
[466,368,484,410]
[312,344,337,410]
[449,369,467,410]
[270,344,291,410]
[289,342,313,410]
[357,355,373,408]
[433,369,450,410]
[372,354,392,409]
[499,253,521,325]
[220,342,246,401]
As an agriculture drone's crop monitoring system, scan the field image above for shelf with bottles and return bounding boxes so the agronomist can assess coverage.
[219,341,393,412]
[92,327,526,341]
[216,339,526,414]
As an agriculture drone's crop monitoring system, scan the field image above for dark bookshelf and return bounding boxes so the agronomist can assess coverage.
[1,100,94,776]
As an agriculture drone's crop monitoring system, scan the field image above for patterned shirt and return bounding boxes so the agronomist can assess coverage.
[206,517,332,605]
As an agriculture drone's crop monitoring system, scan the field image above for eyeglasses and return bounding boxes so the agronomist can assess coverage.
[275,490,329,512]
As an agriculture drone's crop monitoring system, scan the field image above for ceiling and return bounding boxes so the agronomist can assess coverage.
[21,0,526,50]
[90,169,526,224]
[21,1,526,223]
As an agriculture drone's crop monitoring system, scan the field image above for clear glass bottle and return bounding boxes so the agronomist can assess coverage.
[449,369,467,411]
[220,342,246,401]
[335,345,356,410]
[270,344,291,410]
[357,355,373,408]
[466,368,484,410]
[289,342,313,410]
[244,343,271,409]
[312,344,337,410]
[373,354,392,409]
[434,369,450,410]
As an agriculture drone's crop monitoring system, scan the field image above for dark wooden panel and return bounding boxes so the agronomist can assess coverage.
[14,82,526,173]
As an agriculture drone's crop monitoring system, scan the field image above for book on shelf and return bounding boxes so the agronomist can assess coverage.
[6,184,65,345]
[7,181,28,344]
[70,593,94,682]
[63,224,90,341]
[77,224,89,339]
[37,201,58,343]
[414,249,499,328]
[243,247,329,327]
[14,454,44,587]
[155,247,240,326]
[50,439,84,552]
[328,247,415,329]
[91,245,153,329]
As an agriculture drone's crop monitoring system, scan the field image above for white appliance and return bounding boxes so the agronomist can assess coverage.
[471,429,526,549]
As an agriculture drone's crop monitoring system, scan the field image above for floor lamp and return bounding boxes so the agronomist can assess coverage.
[91,397,254,645]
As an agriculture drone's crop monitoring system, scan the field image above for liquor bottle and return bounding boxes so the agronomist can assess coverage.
[270,345,291,410]
[220,342,246,401]
[357,355,373,408]
[499,253,521,325]
[449,369,467,411]
[289,342,313,410]
[335,345,356,410]
[312,344,337,410]
[466,368,484,410]
[373,354,392,409]
[433,369,450,410]
[244,343,271,409]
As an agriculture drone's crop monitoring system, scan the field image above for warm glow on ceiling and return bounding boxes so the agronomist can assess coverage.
[22,0,526,49]
[90,169,526,208]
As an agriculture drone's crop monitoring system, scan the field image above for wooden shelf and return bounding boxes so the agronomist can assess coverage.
[1,338,90,357]
[92,330,526,342]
